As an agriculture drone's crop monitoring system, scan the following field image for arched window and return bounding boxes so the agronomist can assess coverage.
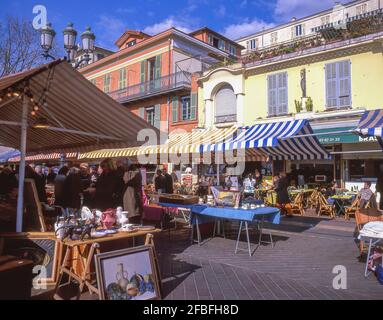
[215,84,237,124]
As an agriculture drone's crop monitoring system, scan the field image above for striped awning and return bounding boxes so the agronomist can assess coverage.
[202,120,329,160]
[355,109,383,138]
[8,152,78,163]
[0,148,20,163]
[0,59,158,154]
[79,127,238,160]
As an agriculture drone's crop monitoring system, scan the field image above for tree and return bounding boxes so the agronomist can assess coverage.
[0,16,59,77]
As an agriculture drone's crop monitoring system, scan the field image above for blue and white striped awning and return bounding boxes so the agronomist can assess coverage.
[0,148,20,163]
[356,109,383,138]
[202,120,329,160]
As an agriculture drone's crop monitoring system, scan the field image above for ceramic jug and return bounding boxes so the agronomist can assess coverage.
[116,263,129,291]
[101,209,116,229]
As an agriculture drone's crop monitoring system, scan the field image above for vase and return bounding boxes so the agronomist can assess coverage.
[116,263,129,291]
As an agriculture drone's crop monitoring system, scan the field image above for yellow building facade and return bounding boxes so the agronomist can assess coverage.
[197,33,383,187]
[198,36,383,127]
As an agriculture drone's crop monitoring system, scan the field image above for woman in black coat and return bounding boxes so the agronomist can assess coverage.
[94,159,124,210]
[274,172,291,216]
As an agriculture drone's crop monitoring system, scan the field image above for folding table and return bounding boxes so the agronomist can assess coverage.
[190,205,281,257]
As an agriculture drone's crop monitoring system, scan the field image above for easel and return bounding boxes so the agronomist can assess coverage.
[53,231,158,300]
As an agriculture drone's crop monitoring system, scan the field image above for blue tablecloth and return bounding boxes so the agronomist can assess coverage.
[190,205,281,225]
[158,202,281,225]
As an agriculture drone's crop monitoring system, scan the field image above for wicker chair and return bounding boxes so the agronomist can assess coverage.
[344,196,360,221]
[355,208,383,254]
[318,193,335,218]
[307,189,321,209]
[290,192,305,216]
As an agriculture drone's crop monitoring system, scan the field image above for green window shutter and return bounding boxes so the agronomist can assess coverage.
[139,107,145,119]
[172,97,179,123]
[140,61,146,93]
[140,61,146,83]
[190,93,197,120]
[154,104,161,129]
[155,55,162,79]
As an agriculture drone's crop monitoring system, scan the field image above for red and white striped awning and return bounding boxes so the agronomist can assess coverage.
[8,152,78,163]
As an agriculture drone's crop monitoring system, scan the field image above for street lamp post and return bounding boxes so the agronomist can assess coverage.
[40,22,96,68]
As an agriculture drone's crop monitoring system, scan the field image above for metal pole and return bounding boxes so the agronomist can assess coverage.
[16,90,29,232]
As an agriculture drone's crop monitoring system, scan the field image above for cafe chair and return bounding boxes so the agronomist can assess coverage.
[318,193,335,218]
[307,189,321,210]
[290,192,305,216]
[344,196,360,221]
[355,208,383,254]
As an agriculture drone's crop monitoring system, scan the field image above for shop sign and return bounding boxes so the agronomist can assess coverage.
[358,136,378,143]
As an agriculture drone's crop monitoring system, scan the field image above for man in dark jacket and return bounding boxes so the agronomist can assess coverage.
[154,170,166,193]
[274,172,291,217]
[163,168,174,194]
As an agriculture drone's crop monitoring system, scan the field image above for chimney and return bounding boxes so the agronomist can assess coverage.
[291,17,297,22]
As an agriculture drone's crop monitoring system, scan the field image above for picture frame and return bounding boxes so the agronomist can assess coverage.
[23,179,47,232]
[0,232,63,285]
[95,245,161,300]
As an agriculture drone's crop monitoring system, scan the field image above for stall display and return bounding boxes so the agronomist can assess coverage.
[53,231,160,300]
[158,194,199,206]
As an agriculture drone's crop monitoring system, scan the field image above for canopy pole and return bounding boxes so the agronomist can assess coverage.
[16,90,29,232]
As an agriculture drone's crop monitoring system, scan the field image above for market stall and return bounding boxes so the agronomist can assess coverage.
[0,59,158,232]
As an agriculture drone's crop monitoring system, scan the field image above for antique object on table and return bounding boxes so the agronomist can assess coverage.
[0,256,34,300]
[116,207,129,226]
[211,187,241,207]
[158,194,199,205]
[55,217,98,241]
[81,207,95,222]
[101,209,117,230]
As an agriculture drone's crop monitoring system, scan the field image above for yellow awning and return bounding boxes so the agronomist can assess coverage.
[79,127,238,160]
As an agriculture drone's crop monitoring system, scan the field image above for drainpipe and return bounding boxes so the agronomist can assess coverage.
[168,38,172,135]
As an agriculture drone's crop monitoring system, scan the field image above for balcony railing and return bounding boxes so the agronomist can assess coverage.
[215,114,237,124]
[108,71,192,103]
[241,10,383,66]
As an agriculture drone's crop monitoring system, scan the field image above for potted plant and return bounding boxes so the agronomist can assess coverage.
[306,97,314,112]
[294,100,302,113]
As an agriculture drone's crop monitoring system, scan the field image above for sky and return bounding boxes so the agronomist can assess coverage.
[0,0,348,50]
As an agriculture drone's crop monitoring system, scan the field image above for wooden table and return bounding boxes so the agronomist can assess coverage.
[53,229,161,300]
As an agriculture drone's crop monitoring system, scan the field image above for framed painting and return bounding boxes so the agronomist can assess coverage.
[95,245,161,300]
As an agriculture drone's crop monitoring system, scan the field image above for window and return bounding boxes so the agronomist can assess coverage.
[218,39,226,51]
[270,32,278,45]
[292,24,304,38]
[103,74,111,93]
[126,40,136,47]
[215,84,237,124]
[325,60,351,109]
[209,34,225,51]
[229,45,236,56]
[268,72,288,116]
[321,15,330,26]
[146,107,155,126]
[181,96,191,121]
[247,39,258,50]
[119,68,127,89]
[356,4,367,15]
